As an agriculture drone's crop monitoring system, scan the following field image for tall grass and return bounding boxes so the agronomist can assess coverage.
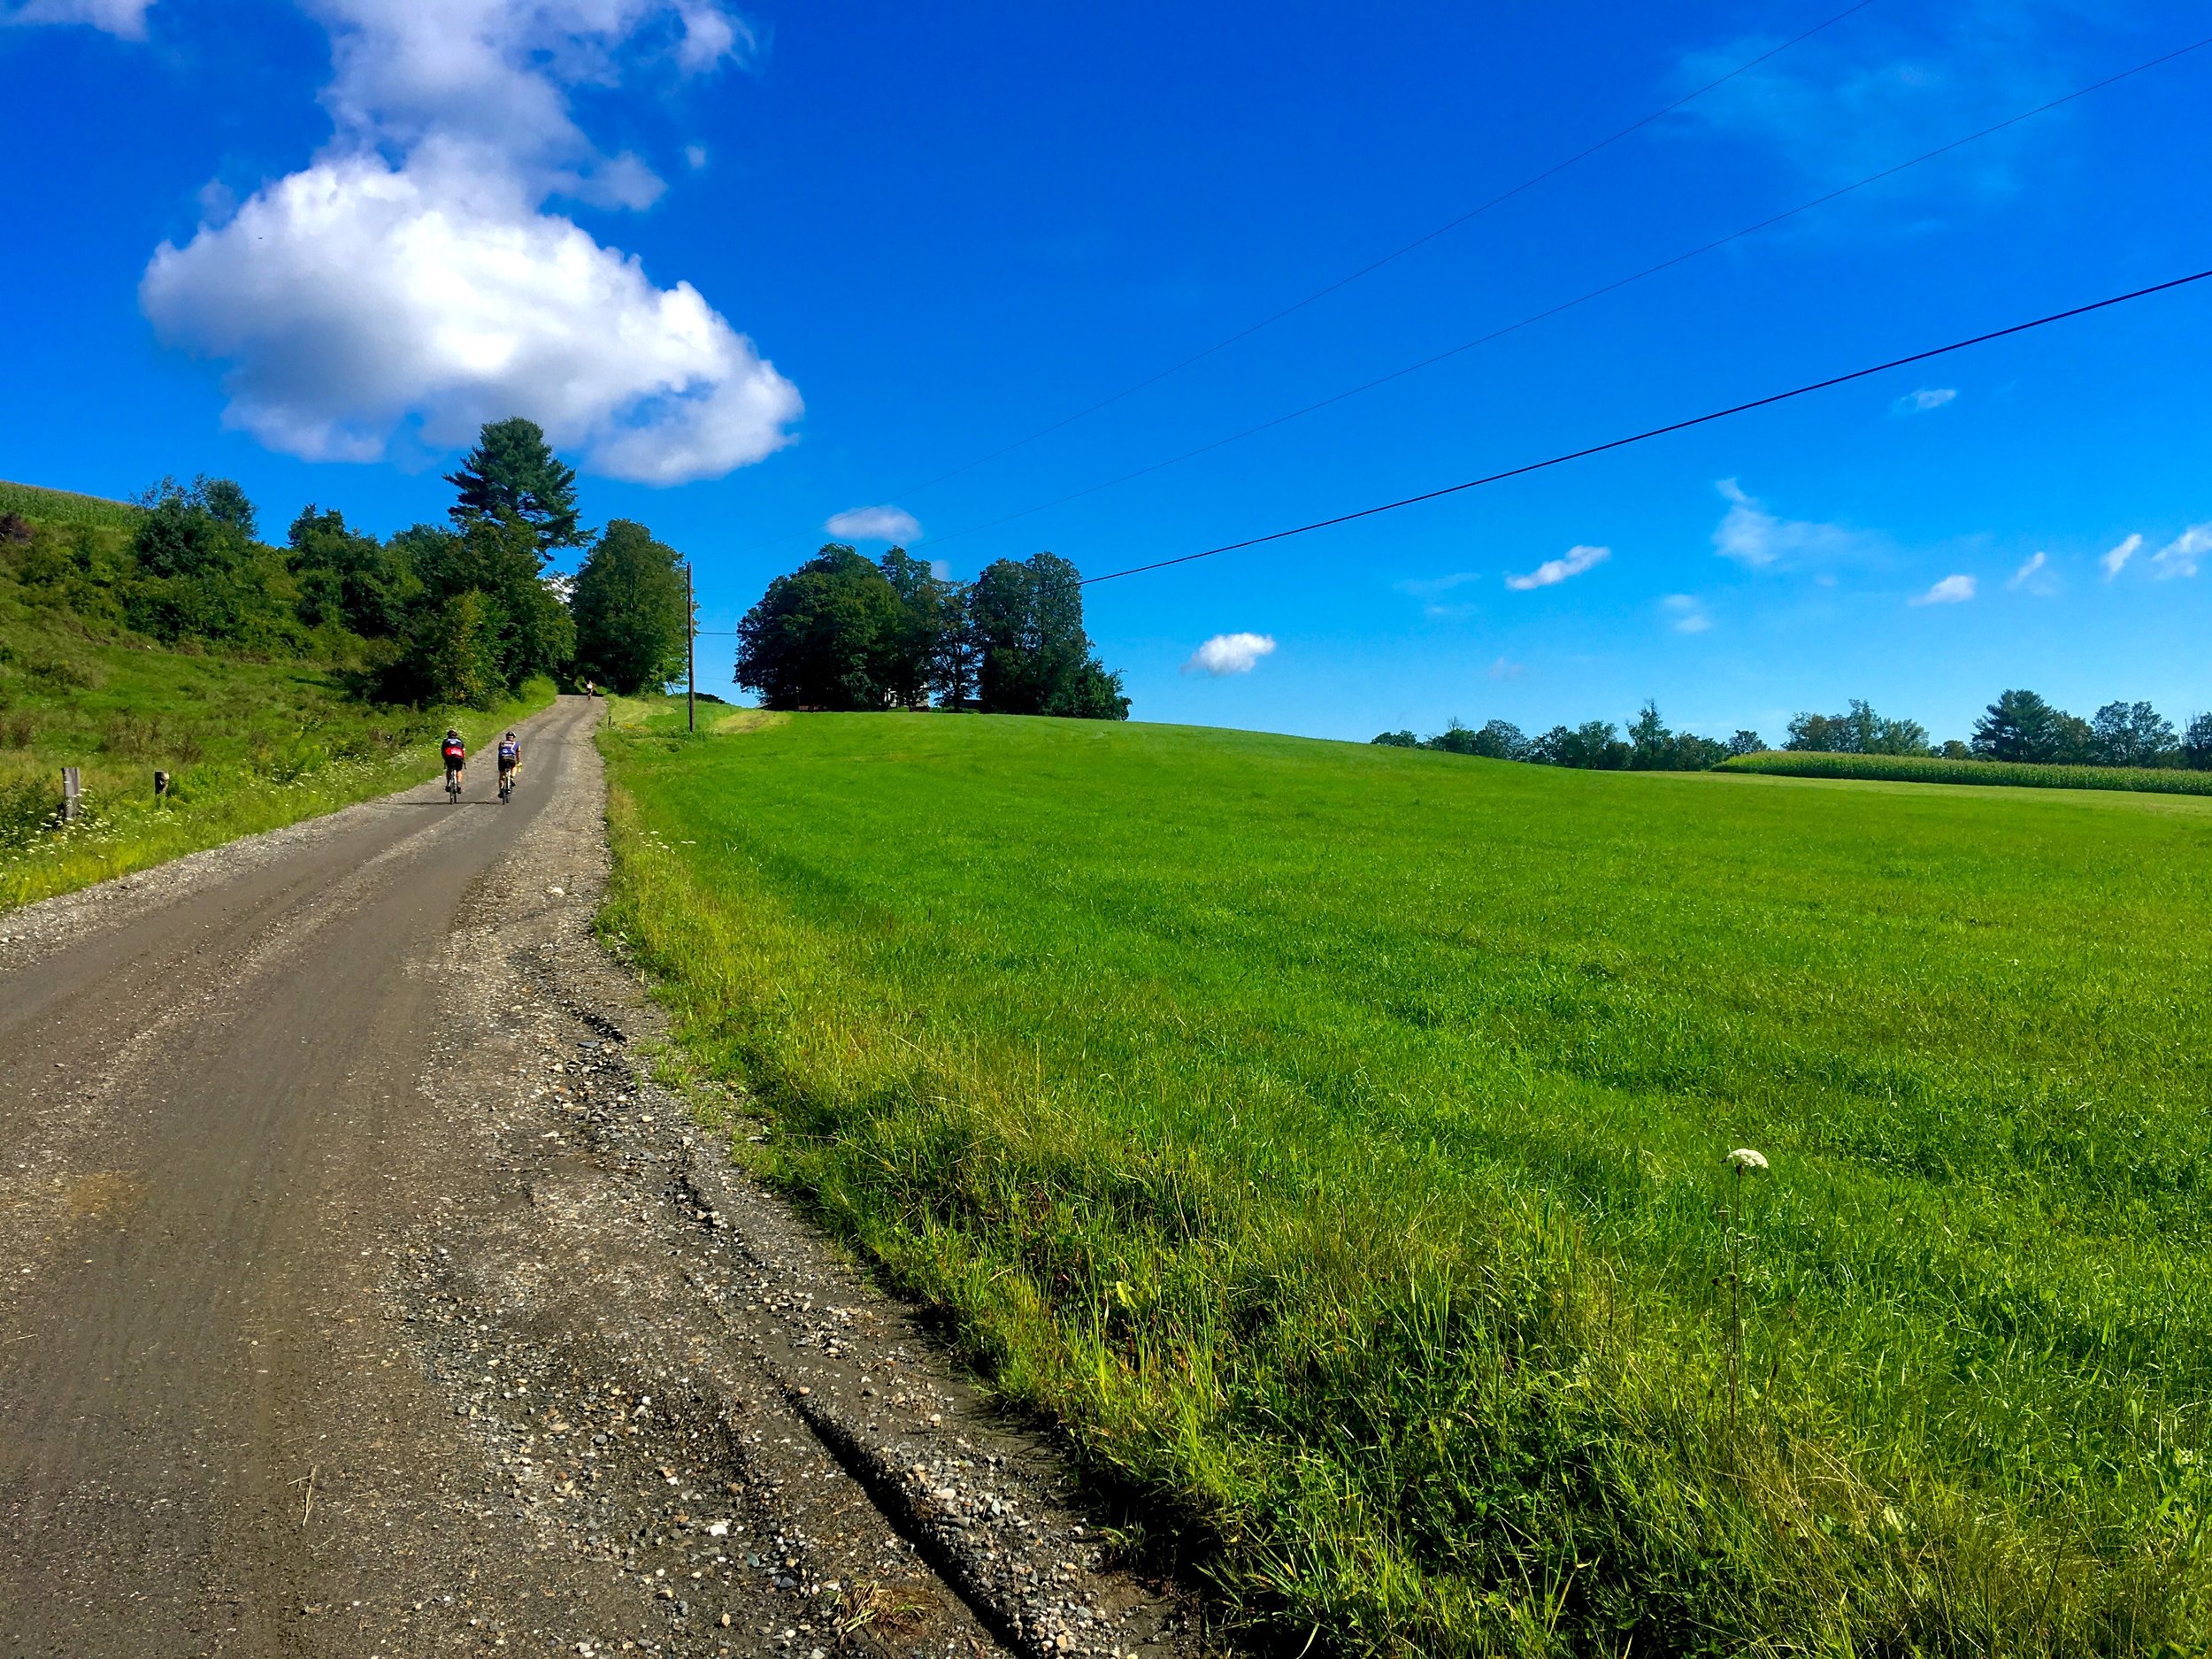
[1721,749,2212,795]
[0,478,142,532]
[599,707,2212,1655]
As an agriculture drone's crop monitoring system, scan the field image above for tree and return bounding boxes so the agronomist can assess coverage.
[2089,700,2177,768]
[125,476,304,651]
[381,517,574,704]
[572,520,689,695]
[967,552,1128,719]
[1623,703,1731,771]
[1041,658,1132,719]
[1628,702,1672,768]
[445,417,582,558]
[407,589,504,708]
[1786,700,1931,756]
[1727,729,1765,757]
[2186,713,2212,771]
[734,545,907,710]
[1972,689,2071,763]
[1464,718,1529,760]
[877,548,960,709]
[1536,721,1628,770]
[1370,730,1419,748]
[288,505,417,638]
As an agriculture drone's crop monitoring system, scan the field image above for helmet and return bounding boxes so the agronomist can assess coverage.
[505,731,516,740]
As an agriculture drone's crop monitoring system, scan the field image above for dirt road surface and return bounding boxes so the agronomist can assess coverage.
[0,696,1204,1659]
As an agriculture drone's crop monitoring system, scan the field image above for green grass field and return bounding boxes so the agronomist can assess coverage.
[600,707,2211,1656]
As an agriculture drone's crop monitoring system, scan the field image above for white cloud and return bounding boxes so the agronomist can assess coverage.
[4,0,154,35]
[2101,533,2142,580]
[825,506,922,544]
[684,142,710,170]
[1892,387,1956,416]
[1910,573,1976,606]
[1183,633,1277,676]
[1487,657,1523,680]
[927,558,950,581]
[1663,594,1712,634]
[1671,15,2060,203]
[137,0,794,486]
[306,0,746,200]
[1712,478,1866,568]
[1396,571,1479,599]
[2006,550,2055,594]
[143,153,798,482]
[2152,525,2211,580]
[1505,543,1609,591]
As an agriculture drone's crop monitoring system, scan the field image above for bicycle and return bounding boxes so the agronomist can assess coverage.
[446,768,464,805]
[497,767,516,804]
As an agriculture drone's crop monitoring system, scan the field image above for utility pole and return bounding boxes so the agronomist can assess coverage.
[686,561,697,733]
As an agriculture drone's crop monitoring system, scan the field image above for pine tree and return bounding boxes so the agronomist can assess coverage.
[444,418,582,558]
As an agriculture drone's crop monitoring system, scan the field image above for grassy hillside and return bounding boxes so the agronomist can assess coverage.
[0,487,549,908]
[601,707,2212,1657]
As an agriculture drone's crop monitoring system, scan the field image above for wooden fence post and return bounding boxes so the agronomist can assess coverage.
[60,766,81,823]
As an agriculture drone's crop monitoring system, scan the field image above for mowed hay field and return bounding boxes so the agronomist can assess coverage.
[601,708,2212,1656]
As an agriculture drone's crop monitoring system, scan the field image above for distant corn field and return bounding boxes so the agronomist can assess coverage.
[1721,747,2212,795]
[0,479,142,533]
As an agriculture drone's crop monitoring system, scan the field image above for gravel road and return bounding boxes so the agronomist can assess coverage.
[0,695,1206,1659]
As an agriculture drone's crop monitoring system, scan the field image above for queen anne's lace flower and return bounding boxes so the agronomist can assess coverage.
[1728,1147,1769,1171]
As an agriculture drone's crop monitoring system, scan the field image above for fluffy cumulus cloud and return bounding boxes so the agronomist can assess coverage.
[2101,533,2142,580]
[134,0,797,485]
[1892,387,1956,416]
[1712,479,1865,568]
[1910,573,1976,606]
[824,506,922,543]
[4,0,154,32]
[2152,525,2211,580]
[1505,543,1609,591]
[1183,633,1277,676]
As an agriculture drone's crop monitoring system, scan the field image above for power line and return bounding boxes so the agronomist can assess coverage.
[921,31,2212,553]
[1079,265,2212,586]
[742,0,1881,557]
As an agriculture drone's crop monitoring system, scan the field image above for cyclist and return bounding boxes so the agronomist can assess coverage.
[496,731,521,796]
[441,728,466,794]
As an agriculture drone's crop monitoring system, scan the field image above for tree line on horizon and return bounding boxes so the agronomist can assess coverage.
[0,418,689,709]
[3,417,1128,723]
[1375,690,2212,773]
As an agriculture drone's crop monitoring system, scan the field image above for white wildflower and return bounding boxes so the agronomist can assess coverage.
[1728,1148,1769,1172]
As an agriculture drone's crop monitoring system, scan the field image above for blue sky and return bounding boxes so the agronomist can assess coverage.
[4,0,2209,745]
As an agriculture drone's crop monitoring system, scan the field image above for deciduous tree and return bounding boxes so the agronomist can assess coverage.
[572,520,689,695]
